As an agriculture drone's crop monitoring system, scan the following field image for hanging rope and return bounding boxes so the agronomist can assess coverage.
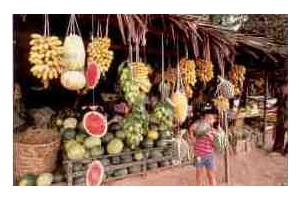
[43,14,50,37]
[161,34,165,100]
[105,14,110,38]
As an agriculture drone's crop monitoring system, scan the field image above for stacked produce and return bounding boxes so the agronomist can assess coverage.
[87,37,114,74]
[117,105,149,149]
[18,173,54,186]
[213,96,230,112]
[228,65,246,95]
[151,101,174,132]
[29,33,64,88]
[195,59,214,84]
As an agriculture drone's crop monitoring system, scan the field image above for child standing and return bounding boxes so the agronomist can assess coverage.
[189,112,218,186]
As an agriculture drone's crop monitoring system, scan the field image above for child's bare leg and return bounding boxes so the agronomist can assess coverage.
[206,154,216,186]
[207,169,216,186]
[196,168,205,186]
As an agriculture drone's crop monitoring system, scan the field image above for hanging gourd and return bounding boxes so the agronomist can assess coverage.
[60,70,86,91]
[63,15,85,71]
[60,15,86,91]
[171,63,188,124]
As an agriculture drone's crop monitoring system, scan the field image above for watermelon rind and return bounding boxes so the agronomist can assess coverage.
[86,160,104,186]
[83,111,107,138]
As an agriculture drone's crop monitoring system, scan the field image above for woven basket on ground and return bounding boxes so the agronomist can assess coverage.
[13,127,60,181]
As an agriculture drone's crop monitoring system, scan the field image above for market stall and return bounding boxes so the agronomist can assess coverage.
[13,14,287,186]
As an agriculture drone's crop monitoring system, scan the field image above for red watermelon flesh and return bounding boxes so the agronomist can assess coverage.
[86,160,104,186]
[83,111,107,137]
[86,62,100,89]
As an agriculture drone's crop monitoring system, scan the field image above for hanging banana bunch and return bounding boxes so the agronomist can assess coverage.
[87,15,114,75]
[195,59,214,84]
[130,62,152,93]
[179,58,197,98]
[29,15,63,88]
[195,38,214,84]
[213,95,230,112]
[228,64,246,95]
[87,37,114,74]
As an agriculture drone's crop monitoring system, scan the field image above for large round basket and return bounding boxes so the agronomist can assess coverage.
[13,127,60,181]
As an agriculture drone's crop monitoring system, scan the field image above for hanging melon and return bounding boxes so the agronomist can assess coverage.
[83,111,107,137]
[85,61,101,89]
[63,34,85,71]
[86,160,104,186]
[171,91,188,123]
[60,70,86,91]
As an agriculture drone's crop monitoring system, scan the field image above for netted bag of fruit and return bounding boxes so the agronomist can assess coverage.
[29,15,64,88]
[215,76,235,99]
[63,15,85,71]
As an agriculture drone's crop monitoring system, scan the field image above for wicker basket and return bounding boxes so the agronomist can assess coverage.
[13,127,60,181]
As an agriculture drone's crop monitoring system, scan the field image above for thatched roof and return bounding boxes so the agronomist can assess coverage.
[15,14,287,66]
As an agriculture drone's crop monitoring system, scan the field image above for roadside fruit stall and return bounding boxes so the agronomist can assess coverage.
[13,14,287,186]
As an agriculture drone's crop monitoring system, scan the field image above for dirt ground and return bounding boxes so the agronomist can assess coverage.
[105,149,288,186]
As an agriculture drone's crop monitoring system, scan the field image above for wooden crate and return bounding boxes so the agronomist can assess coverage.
[63,145,174,186]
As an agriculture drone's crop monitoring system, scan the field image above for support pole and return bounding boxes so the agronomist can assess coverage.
[263,69,269,147]
[224,111,230,184]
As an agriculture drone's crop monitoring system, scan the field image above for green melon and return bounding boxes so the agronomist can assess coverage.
[147,163,158,170]
[102,132,114,143]
[18,174,37,186]
[129,165,142,174]
[62,128,76,140]
[113,169,128,177]
[111,156,121,165]
[115,131,126,140]
[107,138,124,154]
[84,136,101,149]
[90,146,105,158]
[36,173,53,186]
[141,138,154,149]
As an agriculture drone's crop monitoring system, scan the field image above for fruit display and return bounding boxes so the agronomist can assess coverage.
[63,34,85,70]
[213,96,230,112]
[195,59,214,84]
[214,127,229,152]
[85,61,101,89]
[151,101,174,132]
[60,70,86,91]
[179,58,197,87]
[82,111,107,137]
[86,160,104,186]
[118,105,149,149]
[87,37,114,74]
[228,65,246,95]
[171,91,188,123]
[216,76,235,99]
[119,63,143,105]
[107,138,124,154]
[36,173,54,186]
[130,62,152,93]
[18,174,37,186]
[18,173,55,186]
[29,33,64,88]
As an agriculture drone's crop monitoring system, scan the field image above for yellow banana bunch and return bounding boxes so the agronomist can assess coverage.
[130,62,152,93]
[213,96,230,112]
[228,65,246,95]
[185,84,193,98]
[179,58,197,86]
[87,37,114,74]
[195,59,214,84]
[29,33,63,88]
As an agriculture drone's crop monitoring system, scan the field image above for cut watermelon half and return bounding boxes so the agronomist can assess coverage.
[86,160,104,186]
[83,111,107,137]
[85,61,101,89]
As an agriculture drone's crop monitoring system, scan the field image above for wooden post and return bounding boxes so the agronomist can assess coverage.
[224,111,230,184]
[263,69,269,147]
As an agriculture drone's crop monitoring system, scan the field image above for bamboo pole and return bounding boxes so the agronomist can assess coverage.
[223,111,230,184]
[263,69,269,147]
